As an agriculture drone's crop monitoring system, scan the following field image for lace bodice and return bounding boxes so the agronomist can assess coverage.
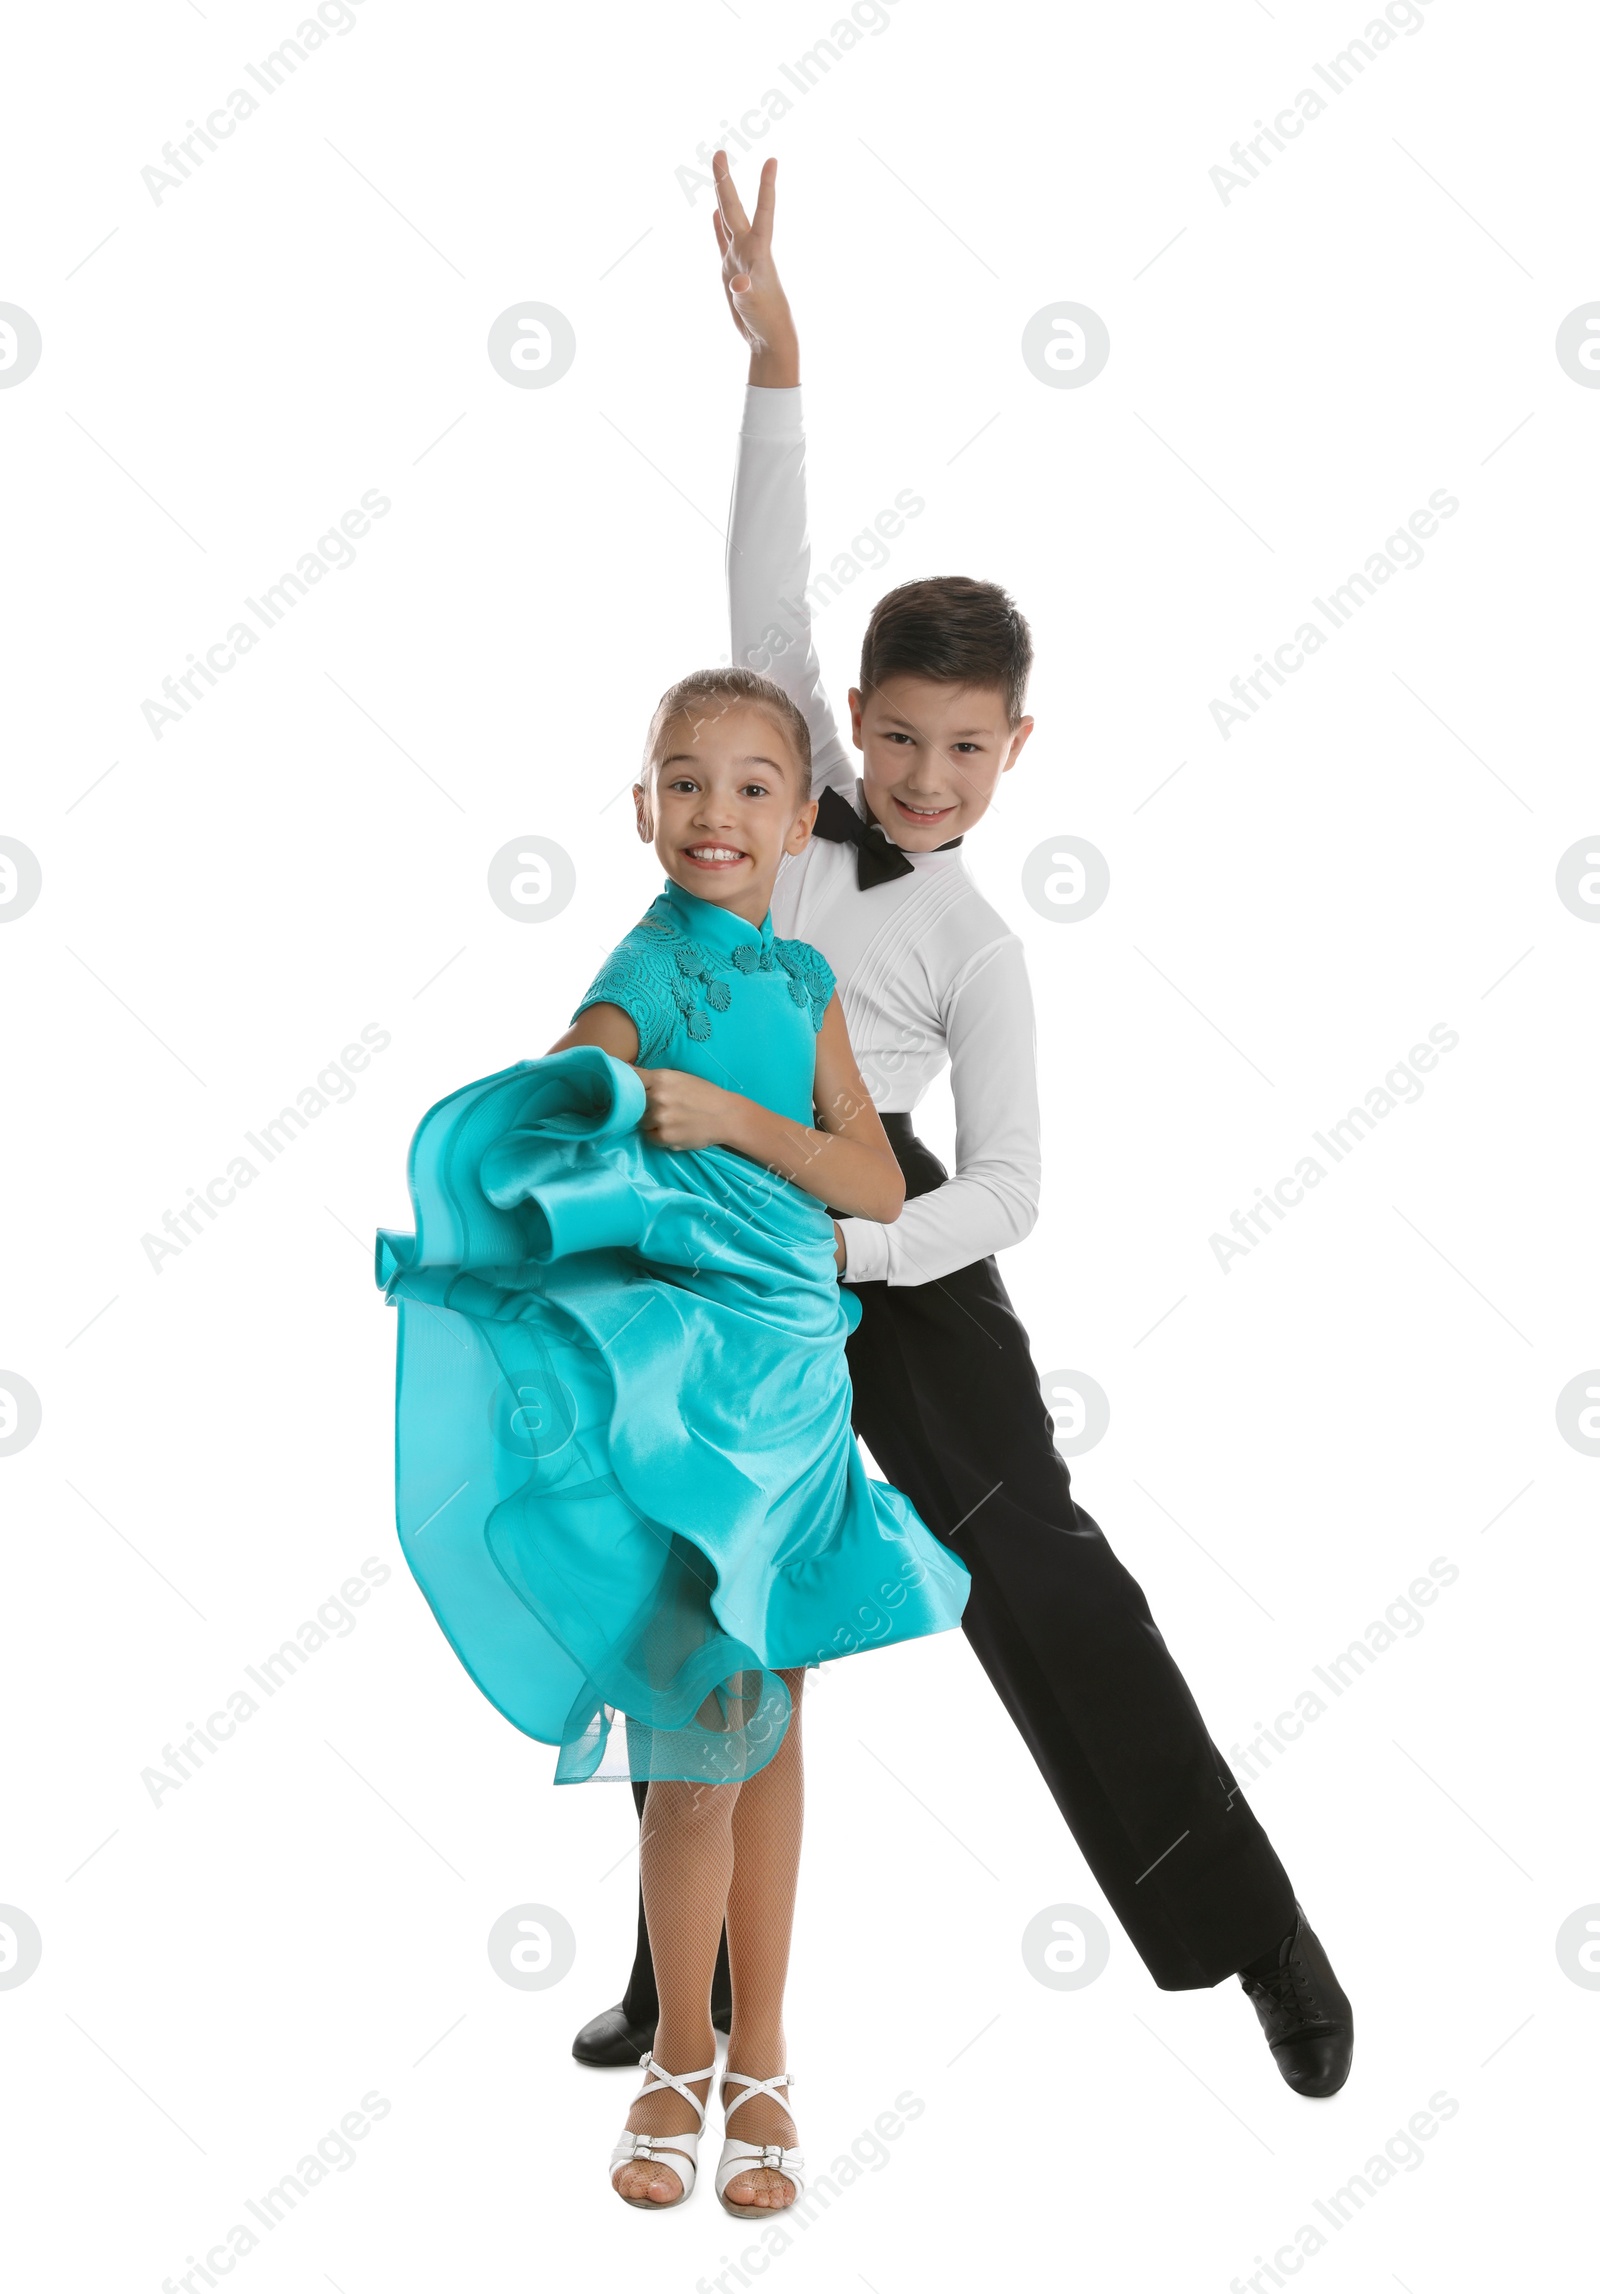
[572,877,836,1126]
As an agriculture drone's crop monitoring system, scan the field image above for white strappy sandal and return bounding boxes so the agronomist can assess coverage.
[714,2068,807,2219]
[609,2050,715,2209]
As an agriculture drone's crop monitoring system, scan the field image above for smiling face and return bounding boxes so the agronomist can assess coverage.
[847,675,1035,848]
[634,702,817,924]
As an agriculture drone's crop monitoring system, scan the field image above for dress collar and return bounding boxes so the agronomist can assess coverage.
[659,873,775,955]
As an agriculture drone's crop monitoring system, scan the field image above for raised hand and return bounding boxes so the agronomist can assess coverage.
[711,150,799,387]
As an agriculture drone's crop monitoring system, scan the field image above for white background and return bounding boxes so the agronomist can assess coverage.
[3,0,1595,2287]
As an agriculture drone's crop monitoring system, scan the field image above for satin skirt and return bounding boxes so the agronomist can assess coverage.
[375,1047,970,1783]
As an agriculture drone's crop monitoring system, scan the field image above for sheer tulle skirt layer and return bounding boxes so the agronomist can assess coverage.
[376,1048,970,1783]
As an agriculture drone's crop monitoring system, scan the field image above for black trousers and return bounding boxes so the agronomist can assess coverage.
[618,1118,1297,2017]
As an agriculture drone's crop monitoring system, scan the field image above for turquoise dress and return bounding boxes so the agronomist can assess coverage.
[375,875,971,1784]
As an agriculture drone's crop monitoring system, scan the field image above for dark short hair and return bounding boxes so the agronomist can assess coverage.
[642,666,812,800]
[859,576,1033,727]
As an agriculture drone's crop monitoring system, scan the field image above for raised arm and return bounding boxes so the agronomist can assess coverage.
[712,151,856,804]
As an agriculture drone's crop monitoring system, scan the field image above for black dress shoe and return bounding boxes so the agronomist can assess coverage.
[572,2001,654,2068]
[571,1996,733,2068]
[1238,1905,1353,2097]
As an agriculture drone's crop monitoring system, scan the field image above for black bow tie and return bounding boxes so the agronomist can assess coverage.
[810,783,962,890]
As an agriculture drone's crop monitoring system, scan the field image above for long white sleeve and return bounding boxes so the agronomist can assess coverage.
[835,934,1043,1285]
[727,384,857,802]
[727,381,1046,1290]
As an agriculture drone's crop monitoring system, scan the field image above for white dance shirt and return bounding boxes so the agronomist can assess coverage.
[727,384,1042,1288]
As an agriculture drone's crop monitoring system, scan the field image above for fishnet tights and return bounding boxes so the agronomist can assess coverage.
[613,1669,805,2208]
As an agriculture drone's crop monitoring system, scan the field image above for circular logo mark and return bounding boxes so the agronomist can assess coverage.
[1555,837,1600,921]
[487,836,576,922]
[1555,305,1600,388]
[1556,1905,1600,1989]
[0,1374,42,1458]
[488,1371,577,1460]
[1021,837,1110,923]
[1021,303,1111,390]
[0,1906,43,1989]
[1039,1370,1109,1458]
[0,838,42,922]
[1021,1903,1110,1990]
[0,306,43,390]
[1555,1372,1600,1456]
[487,303,577,390]
[487,1902,576,1990]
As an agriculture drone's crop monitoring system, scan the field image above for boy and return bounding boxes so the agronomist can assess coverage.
[573,153,1352,2096]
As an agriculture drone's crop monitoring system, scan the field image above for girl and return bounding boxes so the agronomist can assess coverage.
[376,667,970,2215]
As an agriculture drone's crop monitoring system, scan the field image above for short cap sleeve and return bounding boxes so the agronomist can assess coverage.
[773,936,835,1032]
[571,939,678,1063]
